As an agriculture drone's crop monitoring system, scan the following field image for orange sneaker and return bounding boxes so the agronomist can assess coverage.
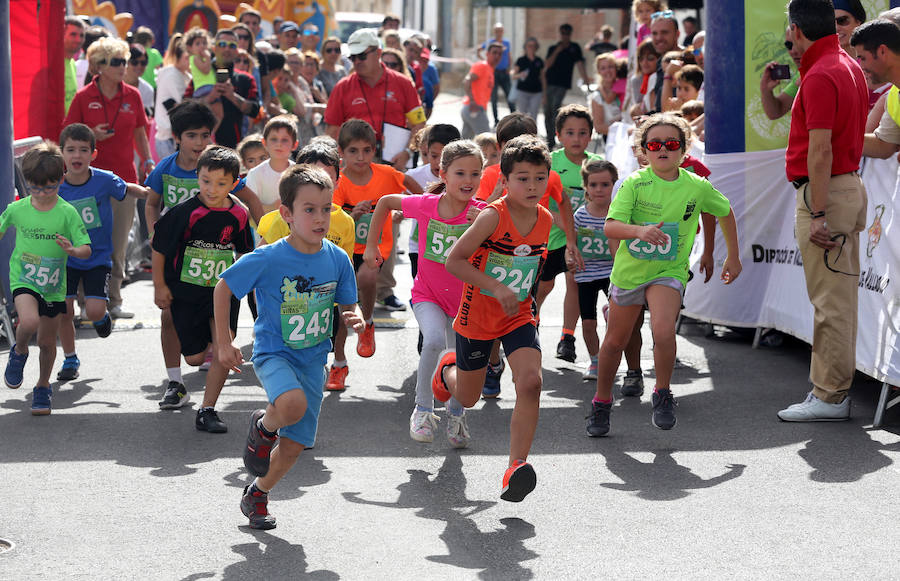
[500,460,536,502]
[325,365,349,391]
[431,349,455,403]
[357,322,375,358]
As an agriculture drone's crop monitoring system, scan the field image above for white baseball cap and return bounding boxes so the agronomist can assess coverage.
[347,29,381,56]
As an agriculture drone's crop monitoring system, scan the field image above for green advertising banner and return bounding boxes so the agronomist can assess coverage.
[744,0,889,152]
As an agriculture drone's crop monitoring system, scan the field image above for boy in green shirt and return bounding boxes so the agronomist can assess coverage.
[2,142,92,414]
[537,104,603,363]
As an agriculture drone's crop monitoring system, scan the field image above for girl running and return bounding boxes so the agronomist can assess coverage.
[364,140,486,447]
[587,113,741,436]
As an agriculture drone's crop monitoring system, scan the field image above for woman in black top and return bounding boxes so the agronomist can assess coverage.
[513,37,544,121]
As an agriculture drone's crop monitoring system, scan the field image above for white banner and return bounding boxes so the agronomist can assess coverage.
[682,149,900,385]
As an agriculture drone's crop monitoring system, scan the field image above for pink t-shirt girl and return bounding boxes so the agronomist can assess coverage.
[401,193,486,317]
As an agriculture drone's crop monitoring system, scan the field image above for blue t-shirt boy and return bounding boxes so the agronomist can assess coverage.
[58,167,127,270]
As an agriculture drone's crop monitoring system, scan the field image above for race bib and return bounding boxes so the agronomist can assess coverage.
[355,213,382,245]
[480,251,540,301]
[19,253,64,295]
[280,293,334,349]
[422,220,469,264]
[179,246,233,286]
[577,227,612,260]
[162,175,199,209]
[69,197,102,230]
[627,222,679,261]
[566,187,586,212]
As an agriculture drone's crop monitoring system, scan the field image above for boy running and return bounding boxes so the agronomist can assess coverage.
[56,123,147,380]
[151,146,255,433]
[433,135,553,502]
[2,142,91,414]
[216,165,363,530]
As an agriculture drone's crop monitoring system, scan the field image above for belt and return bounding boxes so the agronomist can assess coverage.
[791,171,858,189]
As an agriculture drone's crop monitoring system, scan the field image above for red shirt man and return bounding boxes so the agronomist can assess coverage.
[325,29,425,170]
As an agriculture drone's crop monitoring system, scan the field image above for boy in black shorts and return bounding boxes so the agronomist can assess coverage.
[151,146,254,432]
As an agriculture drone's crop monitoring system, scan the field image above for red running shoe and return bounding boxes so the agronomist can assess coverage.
[326,365,349,391]
[357,322,376,358]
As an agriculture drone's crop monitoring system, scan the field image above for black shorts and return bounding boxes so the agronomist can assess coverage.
[577,278,611,321]
[66,265,111,300]
[170,296,239,357]
[455,323,541,372]
[352,253,382,273]
[539,247,567,282]
[12,287,66,318]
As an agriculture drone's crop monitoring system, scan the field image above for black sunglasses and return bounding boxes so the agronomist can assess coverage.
[101,57,127,67]
[383,60,401,69]
[130,59,148,66]
[350,48,376,62]
[835,15,852,26]
[644,139,683,152]
[784,40,793,51]
[325,47,341,54]
[236,34,250,41]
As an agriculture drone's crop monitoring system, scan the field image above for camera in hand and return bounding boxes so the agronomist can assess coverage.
[770,64,792,81]
[216,69,230,84]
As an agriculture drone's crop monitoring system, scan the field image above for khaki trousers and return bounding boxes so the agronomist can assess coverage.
[794,173,867,403]
[376,222,400,301]
[108,195,137,309]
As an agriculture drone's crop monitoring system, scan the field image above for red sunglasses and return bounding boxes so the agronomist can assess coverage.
[644,139,683,152]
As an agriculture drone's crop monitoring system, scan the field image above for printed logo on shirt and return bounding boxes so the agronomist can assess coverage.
[88,102,103,110]
[683,200,696,221]
[280,276,335,302]
[121,103,132,113]
[352,97,366,106]
[513,244,532,257]
[219,225,234,245]
[499,231,513,242]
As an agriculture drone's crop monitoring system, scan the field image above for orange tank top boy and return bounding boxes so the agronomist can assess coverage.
[453,198,553,340]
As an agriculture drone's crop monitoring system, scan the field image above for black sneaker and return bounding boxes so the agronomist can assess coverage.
[93,313,113,338]
[159,381,189,409]
[621,370,644,397]
[244,410,277,477]
[651,389,677,430]
[378,295,407,311]
[241,485,276,530]
[586,401,612,437]
[196,407,228,433]
[556,334,576,362]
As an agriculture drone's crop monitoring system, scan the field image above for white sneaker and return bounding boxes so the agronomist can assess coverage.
[109,305,134,319]
[582,357,598,380]
[777,392,850,422]
[446,411,470,448]
[409,408,438,443]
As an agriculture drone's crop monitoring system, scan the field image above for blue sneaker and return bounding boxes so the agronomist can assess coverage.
[57,355,80,381]
[482,358,505,399]
[31,385,51,415]
[5,346,28,389]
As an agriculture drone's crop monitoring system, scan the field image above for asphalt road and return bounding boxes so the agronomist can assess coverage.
[1,93,899,579]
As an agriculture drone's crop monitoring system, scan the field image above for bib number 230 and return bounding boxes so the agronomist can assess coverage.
[627,222,679,261]
[480,252,539,301]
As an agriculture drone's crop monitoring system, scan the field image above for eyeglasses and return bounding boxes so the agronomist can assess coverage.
[130,59,148,66]
[217,41,238,49]
[644,139,683,152]
[302,29,319,36]
[27,181,61,194]
[652,10,675,21]
[325,47,341,54]
[835,15,852,26]
[784,40,793,51]
[236,34,250,41]
[350,47,377,62]
[383,60,401,69]
[101,57,127,67]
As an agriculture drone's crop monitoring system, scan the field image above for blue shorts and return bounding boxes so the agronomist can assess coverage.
[252,354,326,447]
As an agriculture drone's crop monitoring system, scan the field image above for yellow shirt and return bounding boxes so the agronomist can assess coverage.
[256,204,355,258]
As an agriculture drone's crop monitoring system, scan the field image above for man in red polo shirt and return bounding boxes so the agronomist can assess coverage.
[779,0,868,422]
[324,29,425,171]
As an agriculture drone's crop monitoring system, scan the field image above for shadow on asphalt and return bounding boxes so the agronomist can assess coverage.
[343,453,538,580]
[180,529,340,580]
[1,325,897,495]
